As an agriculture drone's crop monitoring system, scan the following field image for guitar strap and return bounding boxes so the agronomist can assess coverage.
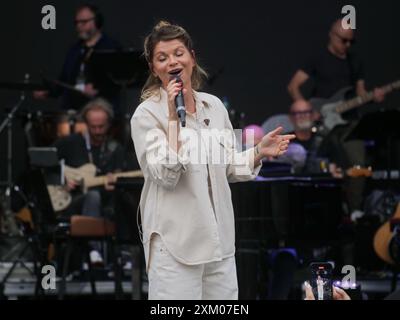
[83,131,109,172]
[83,131,94,164]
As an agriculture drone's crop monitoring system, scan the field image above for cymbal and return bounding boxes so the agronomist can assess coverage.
[0,81,46,91]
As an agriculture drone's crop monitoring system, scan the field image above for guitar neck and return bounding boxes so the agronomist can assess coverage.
[85,170,143,189]
[335,82,397,114]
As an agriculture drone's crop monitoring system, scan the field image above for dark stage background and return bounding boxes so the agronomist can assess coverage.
[0,0,399,181]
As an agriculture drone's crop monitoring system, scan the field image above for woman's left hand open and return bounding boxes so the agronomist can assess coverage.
[258,126,296,158]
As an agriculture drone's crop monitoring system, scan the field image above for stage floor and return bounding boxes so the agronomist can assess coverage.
[0,262,148,299]
[0,262,398,300]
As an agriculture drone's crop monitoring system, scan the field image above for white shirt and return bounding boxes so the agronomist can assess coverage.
[130,88,261,269]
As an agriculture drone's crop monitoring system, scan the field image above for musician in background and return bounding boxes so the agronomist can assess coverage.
[33,4,121,134]
[285,100,343,177]
[288,100,319,152]
[287,19,385,104]
[287,18,385,215]
[53,98,125,264]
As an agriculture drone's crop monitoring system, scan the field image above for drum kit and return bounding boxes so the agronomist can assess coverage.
[0,75,88,145]
[0,74,89,237]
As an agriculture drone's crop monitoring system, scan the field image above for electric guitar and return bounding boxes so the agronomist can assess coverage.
[310,80,400,131]
[346,167,373,178]
[47,163,143,212]
[346,167,400,180]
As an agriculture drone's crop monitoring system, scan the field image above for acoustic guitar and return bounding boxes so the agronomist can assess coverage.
[347,166,400,265]
[373,203,400,265]
[48,163,143,212]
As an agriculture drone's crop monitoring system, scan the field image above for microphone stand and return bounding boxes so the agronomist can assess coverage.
[0,74,29,236]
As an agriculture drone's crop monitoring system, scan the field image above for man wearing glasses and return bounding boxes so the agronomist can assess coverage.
[287,18,385,218]
[288,100,318,152]
[284,99,342,177]
[288,19,385,103]
[34,4,120,114]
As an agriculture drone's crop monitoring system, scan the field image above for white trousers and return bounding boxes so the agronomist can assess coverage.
[148,234,238,300]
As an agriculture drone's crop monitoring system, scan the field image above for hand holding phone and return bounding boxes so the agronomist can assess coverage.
[309,262,333,300]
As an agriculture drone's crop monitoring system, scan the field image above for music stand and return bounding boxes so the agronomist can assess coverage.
[89,48,148,161]
[89,48,148,115]
[27,147,62,226]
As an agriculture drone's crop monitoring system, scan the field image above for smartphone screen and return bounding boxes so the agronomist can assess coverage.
[309,262,333,300]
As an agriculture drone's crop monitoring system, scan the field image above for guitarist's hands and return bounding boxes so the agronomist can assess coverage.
[329,163,343,179]
[104,173,116,191]
[83,83,98,98]
[65,178,78,191]
[33,90,49,100]
[373,87,385,103]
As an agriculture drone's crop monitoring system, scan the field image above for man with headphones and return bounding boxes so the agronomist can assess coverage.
[53,98,125,265]
[34,4,121,115]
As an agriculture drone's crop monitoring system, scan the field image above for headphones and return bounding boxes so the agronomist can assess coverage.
[76,4,104,29]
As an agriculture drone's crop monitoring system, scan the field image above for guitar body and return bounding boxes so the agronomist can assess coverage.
[320,102,347,130]
[47,164,97,212]
[310,80,400,133]
[65,163,97,192]
[309,87,350,111]
[310,87,352,131]
[47,185,72,212]
[47,163,97,212]
[373,203,400,265]
[347,167,400,265]
[47,163,143,212]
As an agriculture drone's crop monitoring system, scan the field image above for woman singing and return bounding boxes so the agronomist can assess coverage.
[131,21,295,300]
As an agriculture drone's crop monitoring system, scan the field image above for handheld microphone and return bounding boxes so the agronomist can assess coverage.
[171,75,186,127]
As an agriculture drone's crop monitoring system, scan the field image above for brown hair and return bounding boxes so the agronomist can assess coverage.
[80,98,114,123]
[141,21,208,101]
